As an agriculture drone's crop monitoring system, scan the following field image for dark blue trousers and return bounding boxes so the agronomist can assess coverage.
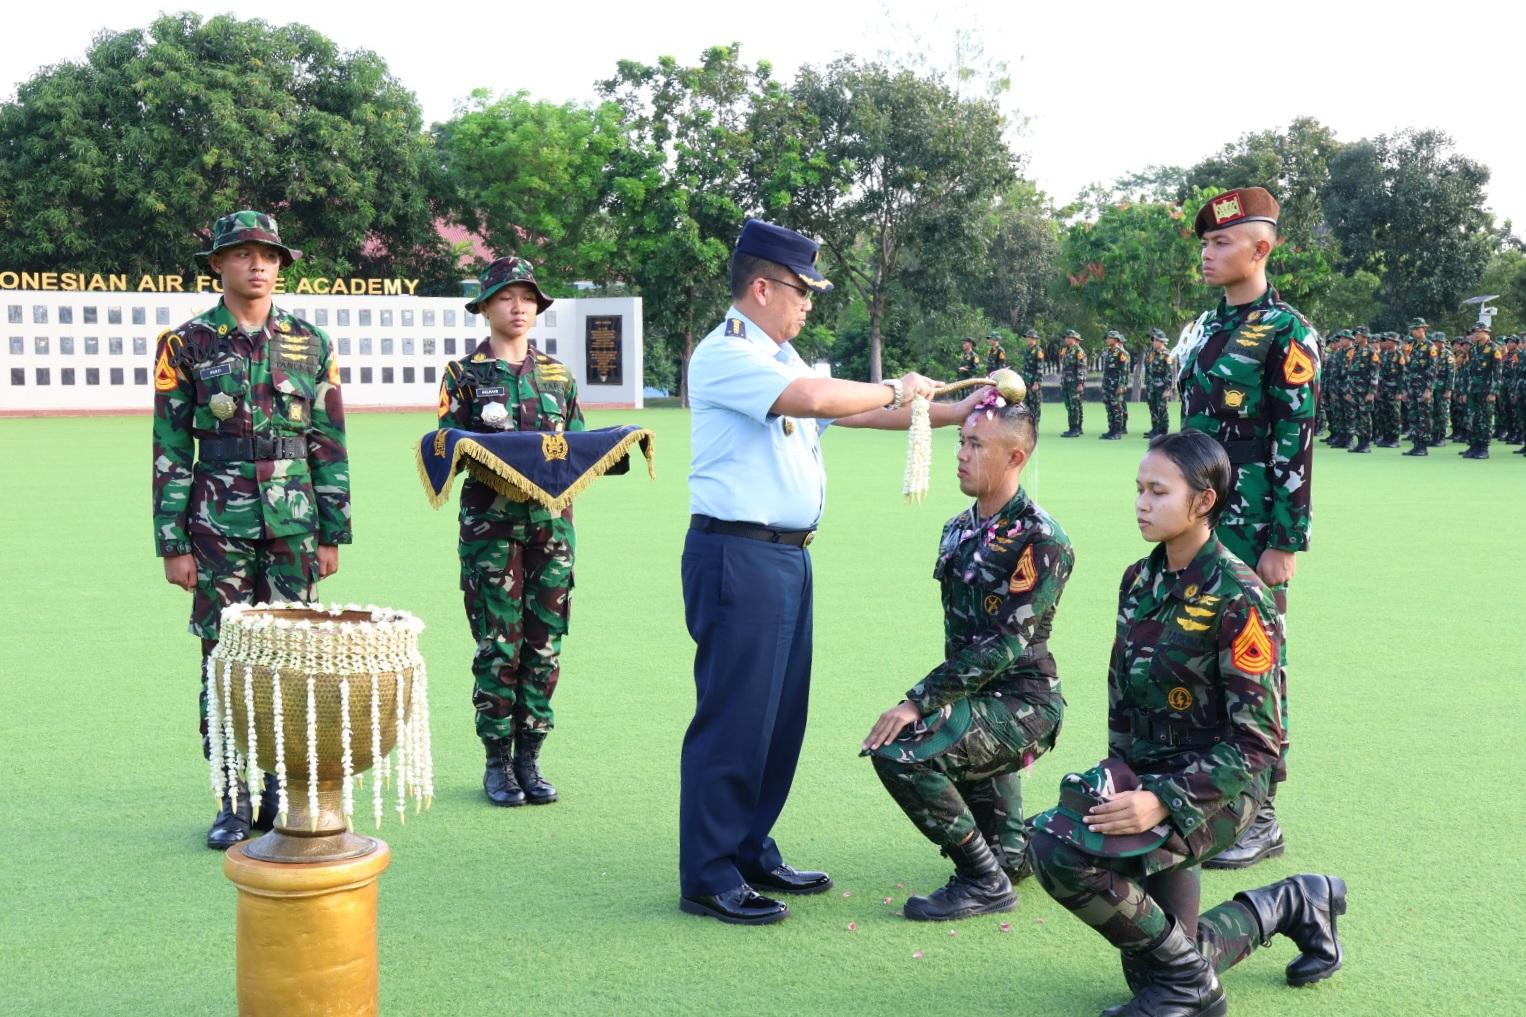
[678,528,814,897]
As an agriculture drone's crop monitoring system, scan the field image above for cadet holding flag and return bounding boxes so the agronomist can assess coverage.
[864,391,1071,921]
[438,256,583,807]
[1171,188,1319,868]
[152,210,350,849]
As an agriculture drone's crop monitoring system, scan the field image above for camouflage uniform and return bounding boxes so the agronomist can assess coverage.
[1501,339,1522,442]
[1431,334,1453,446]
[1142,333,1173,437]
[1101,333,1131,437]
[872,488,1072,877]
[441,339,585,742]
[1460,330,1502,457]
[956,344,980,381]
[1019,331,1045,423]
[1060,333,1087,435]
[985,334,1009,374]
[1029,537,1282,961]
[1375,337,1403,445]
[152,219,350,733]
[1345,334,1380,451]
[1402,328,1437,453]
[1312,333,1329,436]
[1450,342,1470,440]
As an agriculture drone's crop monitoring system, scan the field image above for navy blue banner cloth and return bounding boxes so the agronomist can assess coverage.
[416,425,654,512]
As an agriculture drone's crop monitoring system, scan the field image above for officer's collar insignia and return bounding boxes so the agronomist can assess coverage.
[725,317,747,338]
[1246,311,1262,323]
[1182,584,1198,600]
[218,324,229,335]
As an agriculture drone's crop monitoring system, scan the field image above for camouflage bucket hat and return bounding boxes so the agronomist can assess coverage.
[1408,317,1428,329]
[1063,329,1081,340]
[866,698,973,764]
[1024,328,1040,339]
[1028,759,1171,858]
[1150,328,1167,341]
[466,256,554,315]
[197,210,302,266]
[1105,329,1123,341]
[987,331,1003,341]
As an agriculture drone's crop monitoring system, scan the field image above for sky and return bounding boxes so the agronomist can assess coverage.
[3,0,1523,235]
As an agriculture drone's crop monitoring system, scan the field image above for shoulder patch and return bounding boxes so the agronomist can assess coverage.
[725,318,747,339]
[153,347,178,392]
[1008,545,1038,595]
[1283,341,1315,385]
[1230,607,1274,675]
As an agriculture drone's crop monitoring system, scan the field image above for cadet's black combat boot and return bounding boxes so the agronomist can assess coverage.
[1348,439,1371,453]
[1204,801,1284,870]
[1106,917,1226,1017]
[483,737,526,807]
[1235,874,1347,987]
[902,833,1015,921]
[1328,433,1350,448]
[513,731,558,804]
[1401,442,1428,456]
[207,777,253,850]
[1375,437,1398,448]
[252,771,281,832]
[1061,428,1081,438]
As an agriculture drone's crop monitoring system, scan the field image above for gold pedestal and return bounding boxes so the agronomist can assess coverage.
[224,839,392,1017]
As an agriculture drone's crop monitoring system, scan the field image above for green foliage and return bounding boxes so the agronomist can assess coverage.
[0,13,451,287]
[433,91,636,286]
[1179,117,1341,248]
[1323,129,1501,327]
[781,58,1016,380]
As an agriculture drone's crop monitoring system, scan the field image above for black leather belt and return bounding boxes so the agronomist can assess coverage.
[199,435,309,462]
[1131,714,1226,750]
[690,514,815,548]
[1018,640,1050,664]
[1218,437,1271,466]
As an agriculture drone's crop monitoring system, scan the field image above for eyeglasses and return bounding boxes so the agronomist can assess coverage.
[762,277,812,300]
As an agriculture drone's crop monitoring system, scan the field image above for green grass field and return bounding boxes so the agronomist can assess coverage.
[2,405,1522,1016]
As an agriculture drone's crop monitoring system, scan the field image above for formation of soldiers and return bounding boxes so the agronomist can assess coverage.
[960,316,1525,460]
[1320,317,1524,459]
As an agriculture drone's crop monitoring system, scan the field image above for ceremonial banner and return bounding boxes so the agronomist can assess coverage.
[415,425,654,512]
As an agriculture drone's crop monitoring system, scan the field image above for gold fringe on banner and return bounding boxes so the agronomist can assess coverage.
[414,429,655,513]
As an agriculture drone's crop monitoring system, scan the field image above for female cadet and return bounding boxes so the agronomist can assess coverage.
[1027,432,1345,1017]
[438,256,583,807]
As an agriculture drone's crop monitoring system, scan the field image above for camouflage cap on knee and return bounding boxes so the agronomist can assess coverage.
[865,698,972,764]
[1029,758,1171,858]
[197,210,302,266]
[466,256,554,315]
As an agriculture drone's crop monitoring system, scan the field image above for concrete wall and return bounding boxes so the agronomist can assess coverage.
[1,292,642,414]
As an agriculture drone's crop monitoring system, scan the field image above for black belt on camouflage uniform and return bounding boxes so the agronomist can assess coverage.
[198,435,309,462]
[1216,437,1272,466]
[1131,714,1227,750]
[690,514,815,548]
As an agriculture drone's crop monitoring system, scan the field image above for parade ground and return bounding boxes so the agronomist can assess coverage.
[1,405,1519,1016]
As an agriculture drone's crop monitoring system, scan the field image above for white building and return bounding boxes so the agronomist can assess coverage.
[1,290,643,414]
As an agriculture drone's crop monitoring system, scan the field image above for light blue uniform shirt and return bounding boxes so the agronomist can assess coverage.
[687,307,828,529]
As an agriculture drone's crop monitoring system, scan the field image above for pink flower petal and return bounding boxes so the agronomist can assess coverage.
[841,890,853,898]
[948,929,958,937]
[1000,922,1012,932]
[883,897,894,904]
[846,922,857,932]
[912,950,924,959]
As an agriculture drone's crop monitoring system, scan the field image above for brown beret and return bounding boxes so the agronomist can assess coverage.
[1194,187,1280,237]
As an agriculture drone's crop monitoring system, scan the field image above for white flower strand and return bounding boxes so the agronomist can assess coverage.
[415,659,434,808]
[242,666,259,824]
[305,675,319,832]
[903,396,932,503]
[270,669,289,823]
[206,656,224,801]
[339,678,354,831]
[370,675,383,828]
[221,662,240,805]
[394,666,408,824]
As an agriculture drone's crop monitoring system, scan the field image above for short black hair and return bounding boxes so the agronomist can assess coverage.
[730,251,782,302]
[968,401,1037,457]
[1147,431,1232,528]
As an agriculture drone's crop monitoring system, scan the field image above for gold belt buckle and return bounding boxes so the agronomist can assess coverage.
[802,531,816,548]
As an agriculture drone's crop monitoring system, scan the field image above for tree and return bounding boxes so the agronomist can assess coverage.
[1323,129,1501,326]
[969,181,1059,331]
[781,58,1016,381]
[0,13,450,286]
[598,45,775,402]
[433,90,636,286]
[1179,117,1341,249]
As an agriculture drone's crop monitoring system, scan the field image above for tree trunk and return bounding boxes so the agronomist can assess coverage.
[678,284,696,408]
[868,297,884,383]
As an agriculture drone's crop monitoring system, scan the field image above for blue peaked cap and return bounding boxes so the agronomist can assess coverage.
[735,219,834,294]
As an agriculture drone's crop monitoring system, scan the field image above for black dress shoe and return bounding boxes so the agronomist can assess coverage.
[742,863,833,895]
[251,772,281,832]
[207,804,252,850]
[680,885,789,925]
